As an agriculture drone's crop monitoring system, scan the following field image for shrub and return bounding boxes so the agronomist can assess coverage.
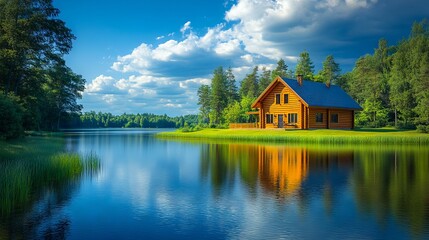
[416,125,429,133]
[0,94,24,139]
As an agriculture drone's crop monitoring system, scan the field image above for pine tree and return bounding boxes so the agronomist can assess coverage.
[271,59,288,79]
[239,66,259,98]
[258,67,272,95]
[295,51,315,80]
[210,67,228,125]
[318,55,341,85]
[225,67,239,105]
[197,84,211,124]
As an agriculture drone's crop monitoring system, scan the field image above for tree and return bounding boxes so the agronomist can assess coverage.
[197,84,211,124]
[210,67,228,125]
[0,0,82,135]
[258,67,271,95]
[295,51,315,80]
[271,59,288,79]
[0,0,74,95]
[45,63,85,129]
[0,93,23,139]
[389,20,429,127]
[350,55,389,127]
[225,67,239,105]
[240,66,259,98]
[318,55,341,85]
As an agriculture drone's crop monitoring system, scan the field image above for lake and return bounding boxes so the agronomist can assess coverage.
[1,129,429,239]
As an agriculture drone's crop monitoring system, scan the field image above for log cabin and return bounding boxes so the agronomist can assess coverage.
[250,76,362,129]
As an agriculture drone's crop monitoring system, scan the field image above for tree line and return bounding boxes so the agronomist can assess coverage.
[0,0,84,138]
[197,20,429,131]
[64,112,198,129]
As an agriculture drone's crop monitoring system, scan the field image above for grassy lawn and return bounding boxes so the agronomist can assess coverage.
[157,128,429,144]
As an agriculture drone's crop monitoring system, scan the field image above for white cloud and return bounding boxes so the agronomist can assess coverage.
[86,75,117,93]
[180,21,192,35]
[215,39,241,56]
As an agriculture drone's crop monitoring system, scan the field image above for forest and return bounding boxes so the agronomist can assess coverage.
[1,0,428,139]
[197,20,429,132]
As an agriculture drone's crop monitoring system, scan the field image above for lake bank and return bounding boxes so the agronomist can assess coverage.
[156,128,429,145]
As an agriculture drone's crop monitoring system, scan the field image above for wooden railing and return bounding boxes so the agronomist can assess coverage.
[229,123,259,129]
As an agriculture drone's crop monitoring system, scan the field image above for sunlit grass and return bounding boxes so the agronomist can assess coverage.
[157,128,429,145]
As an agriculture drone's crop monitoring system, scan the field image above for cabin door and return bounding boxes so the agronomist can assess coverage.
[278,114,284,128]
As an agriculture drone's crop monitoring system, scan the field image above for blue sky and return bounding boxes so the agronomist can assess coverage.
[54,0,428,116]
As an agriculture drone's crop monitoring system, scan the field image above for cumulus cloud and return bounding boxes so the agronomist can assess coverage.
[81,0,428,115]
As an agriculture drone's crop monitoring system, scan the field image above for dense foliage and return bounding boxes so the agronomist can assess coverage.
[197,20,429,130]
[0,0,84,138]
[64,111,199,129]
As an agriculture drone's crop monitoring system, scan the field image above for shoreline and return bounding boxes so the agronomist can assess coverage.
[156,128,429,145]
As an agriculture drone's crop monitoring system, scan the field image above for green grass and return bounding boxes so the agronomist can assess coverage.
[0,137,101,216]
[156,128,429,145]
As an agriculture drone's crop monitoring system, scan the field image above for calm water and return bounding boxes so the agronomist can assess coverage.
[2,129,429,239]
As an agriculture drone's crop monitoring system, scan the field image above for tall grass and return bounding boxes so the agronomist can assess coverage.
[0,137,101,216]
[157,128,429,145]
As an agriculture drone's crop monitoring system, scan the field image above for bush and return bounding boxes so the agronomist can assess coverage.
[416,125,429,133]
[396,121,416,130]
[0,94,24,139]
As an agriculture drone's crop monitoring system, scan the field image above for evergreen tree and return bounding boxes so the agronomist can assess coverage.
[295,51,315,80]
[271,59,288,79]
[210,67,228,125]
[239,66,259,98]
[197,84,211,124]
[258,67,272,95]
[225,67,239,105]
[318,55,341,85]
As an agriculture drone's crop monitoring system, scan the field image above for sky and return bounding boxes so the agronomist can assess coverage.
[53,0,429,116]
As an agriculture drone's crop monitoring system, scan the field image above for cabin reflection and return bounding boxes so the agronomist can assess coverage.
[201,143,354,200]
[258,146,309,198]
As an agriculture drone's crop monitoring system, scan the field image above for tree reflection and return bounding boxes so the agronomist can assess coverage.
[199,143,429,235]
[352,146,429,236]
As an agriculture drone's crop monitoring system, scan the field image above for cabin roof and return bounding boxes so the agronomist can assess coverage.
[252,77,362,110]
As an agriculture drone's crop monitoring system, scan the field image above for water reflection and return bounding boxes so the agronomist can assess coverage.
[0,180,79,240]
[352,147,429,236]
[200,143,429,236]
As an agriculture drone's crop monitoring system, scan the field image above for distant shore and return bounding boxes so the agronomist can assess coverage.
[156,128,429,145]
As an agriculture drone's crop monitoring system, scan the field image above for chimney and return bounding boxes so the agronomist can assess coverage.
[326,79,331,88]
[297,74,303,86]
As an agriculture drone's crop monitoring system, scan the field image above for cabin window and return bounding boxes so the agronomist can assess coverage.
[275,94,281,104]
[316,113,323,123]
[284,94,289,104]
[288,113,298,123]
[331,113,339,123]
[266,114,274,124]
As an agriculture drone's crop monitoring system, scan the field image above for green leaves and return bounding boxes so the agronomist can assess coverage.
[0,0,81,134]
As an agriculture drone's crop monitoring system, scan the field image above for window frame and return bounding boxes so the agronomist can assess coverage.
[266,114,274,124]
[330,113,339,123]
[288,113,298,124]
[275,94,281,104]
[315,113,323,123]
[284,94,289,104]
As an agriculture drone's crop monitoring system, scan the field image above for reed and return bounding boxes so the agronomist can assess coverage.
[0,137,101,216]
[156,128,429,145]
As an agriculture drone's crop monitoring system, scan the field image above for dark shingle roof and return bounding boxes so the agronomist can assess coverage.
[282,78,362,110]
